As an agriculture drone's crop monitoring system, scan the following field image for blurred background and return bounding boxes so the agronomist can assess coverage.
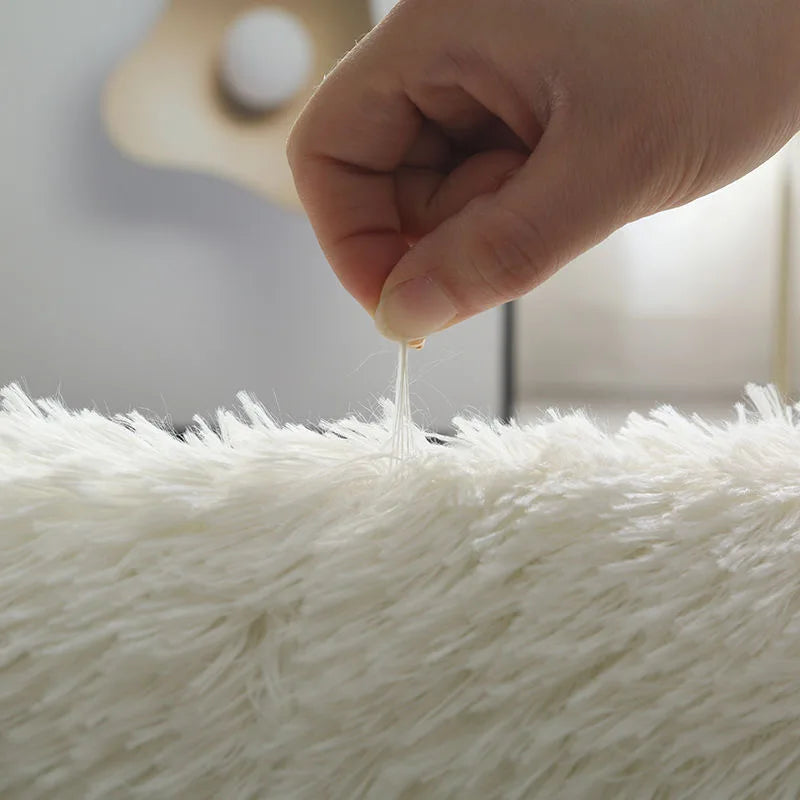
[0,0,797,433]
[517,143,800,427]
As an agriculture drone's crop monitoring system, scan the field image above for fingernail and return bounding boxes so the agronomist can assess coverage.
[374,276,457,341]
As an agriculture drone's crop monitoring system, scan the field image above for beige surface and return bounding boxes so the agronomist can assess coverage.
[104,0,370,209]
[514,157,788,404]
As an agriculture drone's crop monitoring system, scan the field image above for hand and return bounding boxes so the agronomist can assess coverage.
[288,0,800,342]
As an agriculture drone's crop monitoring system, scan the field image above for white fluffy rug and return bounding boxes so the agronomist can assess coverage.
[2,382,800,799]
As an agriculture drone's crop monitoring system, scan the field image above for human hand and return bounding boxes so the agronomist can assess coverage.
[288,0,800,342]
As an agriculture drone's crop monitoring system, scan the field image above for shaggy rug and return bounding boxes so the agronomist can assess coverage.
[2,382,800,799]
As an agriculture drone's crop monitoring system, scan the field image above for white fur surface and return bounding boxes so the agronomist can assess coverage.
[2,382,800,799]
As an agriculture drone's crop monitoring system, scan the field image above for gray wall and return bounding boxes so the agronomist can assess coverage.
[0,0,502,430]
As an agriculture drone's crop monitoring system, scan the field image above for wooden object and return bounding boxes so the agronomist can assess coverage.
[103,1,371,209]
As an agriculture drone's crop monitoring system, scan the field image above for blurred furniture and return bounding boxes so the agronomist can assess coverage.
[104,0,371,209]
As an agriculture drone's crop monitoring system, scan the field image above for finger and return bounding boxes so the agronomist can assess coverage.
[374,127,627,341]
[449,115,534,160]
[287,39,422,312]
[396,148,529,238]
[403,120,454,170]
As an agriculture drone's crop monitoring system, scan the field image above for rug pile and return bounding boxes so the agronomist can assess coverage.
[2,383,800,799]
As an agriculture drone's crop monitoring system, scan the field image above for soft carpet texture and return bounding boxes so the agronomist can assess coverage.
[2,382,800,799]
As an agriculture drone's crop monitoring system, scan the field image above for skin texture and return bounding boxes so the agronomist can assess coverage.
[288,0,800,342]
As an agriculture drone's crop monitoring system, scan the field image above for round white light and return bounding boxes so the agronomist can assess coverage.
[219,7,314,113]
[370,0,400,26]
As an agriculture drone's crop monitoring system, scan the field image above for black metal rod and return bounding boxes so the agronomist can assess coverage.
[501,301,516,423]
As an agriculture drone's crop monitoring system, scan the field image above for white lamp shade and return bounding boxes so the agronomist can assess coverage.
[219,7,314,112]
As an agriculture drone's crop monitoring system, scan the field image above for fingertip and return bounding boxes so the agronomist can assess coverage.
[374,274,459,341]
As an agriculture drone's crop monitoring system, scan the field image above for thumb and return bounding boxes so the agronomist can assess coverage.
[374,132,625,341]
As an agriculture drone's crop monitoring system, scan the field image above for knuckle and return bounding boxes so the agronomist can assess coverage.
[286,100,321,177]
[286,114,318,191]
[285,122,303,173]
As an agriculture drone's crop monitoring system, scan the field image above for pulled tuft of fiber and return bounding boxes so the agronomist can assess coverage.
[3,382,800,799]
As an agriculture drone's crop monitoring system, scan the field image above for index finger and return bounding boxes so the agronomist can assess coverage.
[287,36,422,313]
